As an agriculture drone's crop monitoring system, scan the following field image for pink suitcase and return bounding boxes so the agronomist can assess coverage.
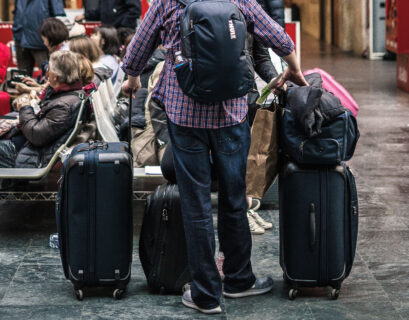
[304,68,359,117]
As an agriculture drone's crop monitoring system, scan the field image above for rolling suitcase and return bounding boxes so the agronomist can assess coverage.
[139,183,191,294]
[279,161,358,300]
[56,95,134,301]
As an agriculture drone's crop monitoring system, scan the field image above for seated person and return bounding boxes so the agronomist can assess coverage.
[40,17,69,53]
[117,27,136,58]
[76,53,97,95]
[0,51,84,169]
[69,36,113,86]
[91,26,120,82]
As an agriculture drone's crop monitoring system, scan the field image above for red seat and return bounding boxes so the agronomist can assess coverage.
[0,92,10,115]
[0,42,9,84]
[0,43,11,115]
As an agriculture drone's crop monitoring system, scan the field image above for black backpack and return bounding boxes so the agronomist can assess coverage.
[175,0,254,103]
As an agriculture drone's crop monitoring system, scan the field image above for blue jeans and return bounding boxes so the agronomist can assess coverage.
[168,119,256,309]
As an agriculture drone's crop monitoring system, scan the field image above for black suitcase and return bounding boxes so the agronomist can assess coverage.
[279,161,358,300]
[139,183,191,294]
[56,94,134,301]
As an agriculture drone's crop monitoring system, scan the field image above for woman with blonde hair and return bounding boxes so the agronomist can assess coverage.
[69,36,112,86]
[69,36,102,64]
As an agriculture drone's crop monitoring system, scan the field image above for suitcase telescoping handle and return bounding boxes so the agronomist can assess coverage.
[128,94,133,154]
[309,203,316,250]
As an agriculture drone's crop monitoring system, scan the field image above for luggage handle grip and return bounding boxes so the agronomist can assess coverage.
[309,203,316,250]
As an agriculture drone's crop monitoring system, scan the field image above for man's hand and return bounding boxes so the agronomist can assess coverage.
[278,67,309,88]
[278,51,309,88]
[121,76,141,97]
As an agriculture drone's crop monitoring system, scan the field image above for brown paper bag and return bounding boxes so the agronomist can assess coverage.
[246,103,279,199]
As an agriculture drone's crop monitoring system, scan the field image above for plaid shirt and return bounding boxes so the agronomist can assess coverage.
[122,0,294,128]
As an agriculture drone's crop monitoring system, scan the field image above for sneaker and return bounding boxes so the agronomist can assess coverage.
[247,212,265,235]
[248,209,273,230]
[182,283,191,293]
[223,277,274,298]
[248,198,261,211]
[182,290,222,314]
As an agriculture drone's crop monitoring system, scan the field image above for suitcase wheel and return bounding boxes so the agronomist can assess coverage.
[113,288,125,300]
[288,288,298,300]
[329,288,340,300]
[74,289,84,301]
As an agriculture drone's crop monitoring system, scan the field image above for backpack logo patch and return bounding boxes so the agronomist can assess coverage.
[228,20,236,40]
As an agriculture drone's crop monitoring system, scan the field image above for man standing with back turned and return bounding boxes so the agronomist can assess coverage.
[122,0,308,315]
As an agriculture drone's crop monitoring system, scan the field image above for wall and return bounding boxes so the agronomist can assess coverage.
[0,0,7,21]
[334,0,368,55]
[290,0,369,55]
[292,0,320,39]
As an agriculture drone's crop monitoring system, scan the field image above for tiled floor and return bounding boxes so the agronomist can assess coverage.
[1,35,409,319]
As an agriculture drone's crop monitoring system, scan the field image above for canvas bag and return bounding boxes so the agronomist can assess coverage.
[246,102,279,199]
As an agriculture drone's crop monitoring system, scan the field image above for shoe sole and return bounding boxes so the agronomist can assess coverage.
[223,286,273,298]
[182,299,222,314]
[250,231,265,235]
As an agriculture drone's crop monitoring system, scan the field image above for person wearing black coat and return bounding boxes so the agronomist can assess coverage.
[258,0,285,28]
[12,0,66,76]
[76,0,141,29]
[245,0,285,125]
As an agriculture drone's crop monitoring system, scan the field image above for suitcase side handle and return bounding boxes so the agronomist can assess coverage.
[309,203,316,250]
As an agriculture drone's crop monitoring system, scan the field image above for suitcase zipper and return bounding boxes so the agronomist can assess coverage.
[319,170,329,286]
[88,150,97,283]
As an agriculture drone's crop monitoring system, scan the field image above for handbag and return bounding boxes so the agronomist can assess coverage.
[246,100,279,199]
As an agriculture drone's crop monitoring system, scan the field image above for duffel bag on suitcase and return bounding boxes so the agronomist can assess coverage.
[279,161,358,300]
[279,107,359,165]
[139,183,191,294]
